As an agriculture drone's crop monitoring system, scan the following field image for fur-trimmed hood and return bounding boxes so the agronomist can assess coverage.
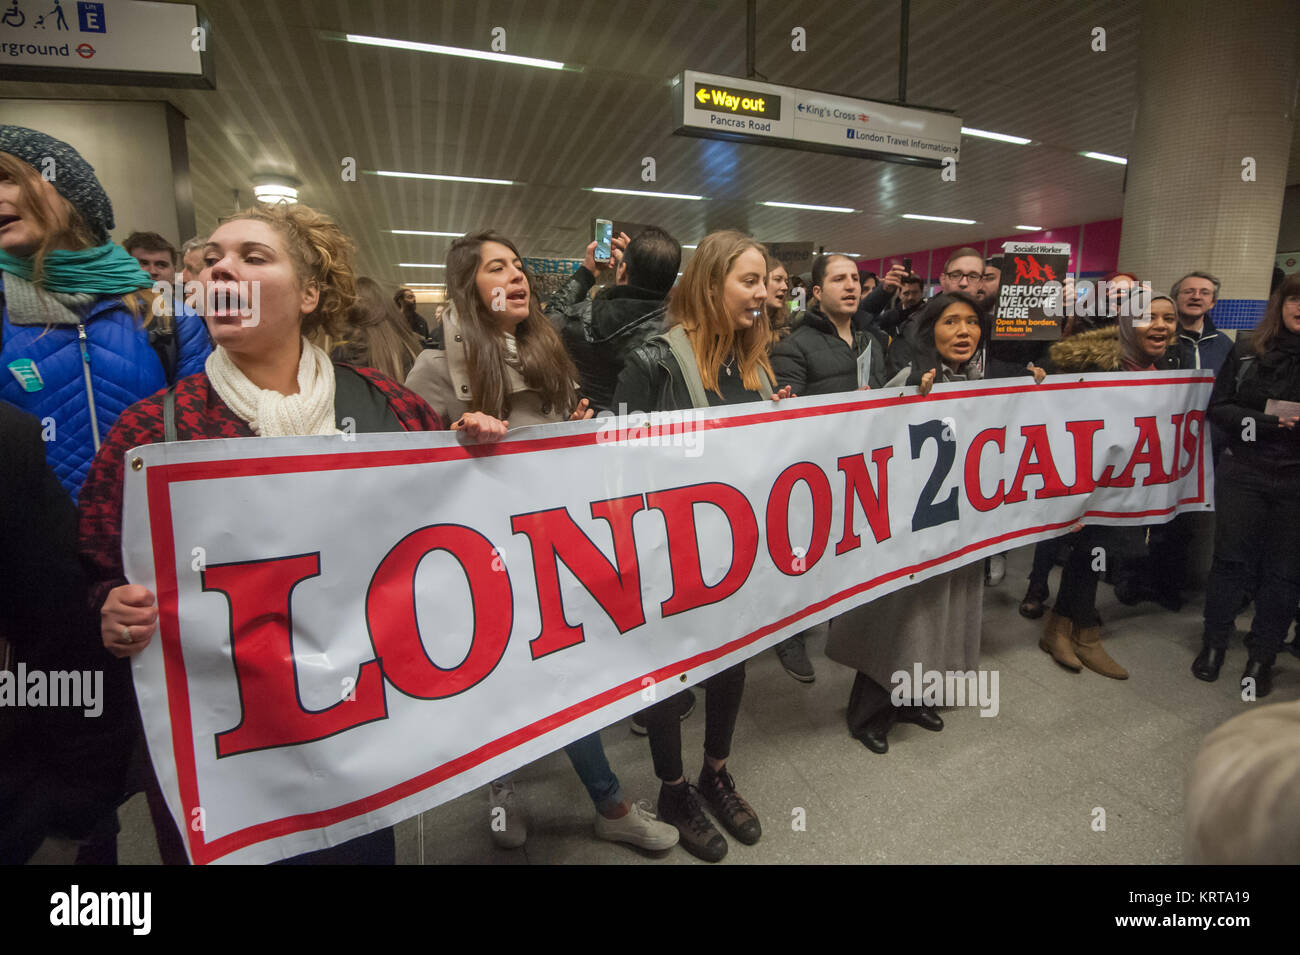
[1049,325,1121,373]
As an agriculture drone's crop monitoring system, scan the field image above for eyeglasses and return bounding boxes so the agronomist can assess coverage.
[945,270,982,283]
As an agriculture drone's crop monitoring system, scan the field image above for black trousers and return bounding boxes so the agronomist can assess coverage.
[1054,526,1104,628]
[1026,537,1066,599]
[846,672,895,737]
[1202,454,1300,665]
[642,663,745,782]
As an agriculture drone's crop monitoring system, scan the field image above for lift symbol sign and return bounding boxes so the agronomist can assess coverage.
[693,82,782,120]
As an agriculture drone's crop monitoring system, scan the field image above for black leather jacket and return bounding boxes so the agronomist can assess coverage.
[544,266,669,412]
[612,336,694,414]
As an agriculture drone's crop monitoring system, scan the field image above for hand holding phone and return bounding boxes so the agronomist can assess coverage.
[593,218,613,266]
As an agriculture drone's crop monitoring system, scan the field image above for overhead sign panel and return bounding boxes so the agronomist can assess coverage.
[672,70,960,168]
[0,0,213,88]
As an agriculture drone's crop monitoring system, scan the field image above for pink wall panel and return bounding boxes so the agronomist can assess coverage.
[1079,218,1122,275]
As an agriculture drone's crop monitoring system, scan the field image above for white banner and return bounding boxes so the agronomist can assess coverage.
[121,373,1213,863]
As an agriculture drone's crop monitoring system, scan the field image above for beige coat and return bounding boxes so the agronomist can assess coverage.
[825,563,984,694]
[404,307,569,429]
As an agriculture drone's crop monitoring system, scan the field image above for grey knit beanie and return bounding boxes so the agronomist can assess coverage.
[0,125,115,245]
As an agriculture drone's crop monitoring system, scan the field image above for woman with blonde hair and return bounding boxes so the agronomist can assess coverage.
[78,201,442,864]
[328,276,423,383]
[613,229,794,862]
[0,125,207,502]
[405,230,678,855]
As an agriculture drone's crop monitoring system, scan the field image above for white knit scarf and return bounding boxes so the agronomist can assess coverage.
[206,337,341,437]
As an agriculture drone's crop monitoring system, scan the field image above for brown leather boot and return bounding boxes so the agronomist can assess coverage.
[1071,625,1128,679]
[1038,611,1082,671]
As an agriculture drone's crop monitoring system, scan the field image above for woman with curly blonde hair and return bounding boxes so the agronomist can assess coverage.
[77,202,442,865]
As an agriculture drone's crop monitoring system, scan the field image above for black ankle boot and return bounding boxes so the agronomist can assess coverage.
[896,705,944,732]
[1241,659,1273,699]
[1192,645,1225,682]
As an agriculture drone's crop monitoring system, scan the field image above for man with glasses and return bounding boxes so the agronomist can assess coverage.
[1173,271,1232,373]
[940,247,986,296]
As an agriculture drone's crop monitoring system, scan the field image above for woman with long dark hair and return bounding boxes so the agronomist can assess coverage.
[826,292,1043,754]
[1193,278,1300,696]
[326,276,423,383]
[613,229,793,862]
[405,230,678,854]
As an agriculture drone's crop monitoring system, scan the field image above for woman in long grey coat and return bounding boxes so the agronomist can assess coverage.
[826,292,1043,753]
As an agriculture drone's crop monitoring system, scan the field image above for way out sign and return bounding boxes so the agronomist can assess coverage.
[122,374,1212,862]
[672,69,960,167]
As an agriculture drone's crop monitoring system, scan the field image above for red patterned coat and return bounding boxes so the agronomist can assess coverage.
[77,364,443,612]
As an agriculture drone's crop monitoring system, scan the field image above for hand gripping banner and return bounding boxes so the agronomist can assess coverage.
[121,371,1214,862]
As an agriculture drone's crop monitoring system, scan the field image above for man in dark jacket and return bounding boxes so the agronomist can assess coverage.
[0,401,132,863]
[766,255,886,683]
[878,274,927,378]
[773,254,887,397]
[395,287,431,342]
[545,226,681,413]
[1173,271,1233,373]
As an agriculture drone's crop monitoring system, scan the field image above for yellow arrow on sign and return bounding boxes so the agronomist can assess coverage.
[696,89,710,104]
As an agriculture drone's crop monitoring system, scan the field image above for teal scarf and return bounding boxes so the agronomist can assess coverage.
[0,243,153,295]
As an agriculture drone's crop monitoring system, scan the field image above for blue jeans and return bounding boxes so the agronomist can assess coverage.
[562,732,624,814]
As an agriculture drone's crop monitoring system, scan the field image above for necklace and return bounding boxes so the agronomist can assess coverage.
[723,355,736,376]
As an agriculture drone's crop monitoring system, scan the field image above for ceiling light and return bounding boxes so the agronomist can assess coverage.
[252,175,300,205]
[589,187,704,200]
[391,229,464,237]
[375,170,515,186]
[828,252,860,257]
[1014,225,1043,231]
[398,263,446,268]
[961,127,1032,145]
[902,213,976,225]
[1081,151,1127,165]
[345,34,565,70]
[762,201,855,213]
[682,244,697,249]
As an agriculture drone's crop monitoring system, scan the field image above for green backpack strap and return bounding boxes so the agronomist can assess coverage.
[662,325,711,410]
[661,325,775,407]
[333,364,402,433]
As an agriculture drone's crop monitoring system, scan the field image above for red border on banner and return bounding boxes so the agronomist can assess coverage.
[140,376,1210,862]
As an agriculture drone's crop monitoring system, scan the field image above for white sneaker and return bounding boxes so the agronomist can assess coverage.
[488,779,527,849]
[594,800,680,851]
[985,553,1006,587]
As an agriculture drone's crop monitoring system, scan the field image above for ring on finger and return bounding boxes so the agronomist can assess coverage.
[119,625,133,645]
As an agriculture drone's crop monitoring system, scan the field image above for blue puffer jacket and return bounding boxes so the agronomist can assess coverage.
[0,275,209,501]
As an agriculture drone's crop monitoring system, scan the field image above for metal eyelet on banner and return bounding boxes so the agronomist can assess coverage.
[131,457,143,471]
[680,674,688,682]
